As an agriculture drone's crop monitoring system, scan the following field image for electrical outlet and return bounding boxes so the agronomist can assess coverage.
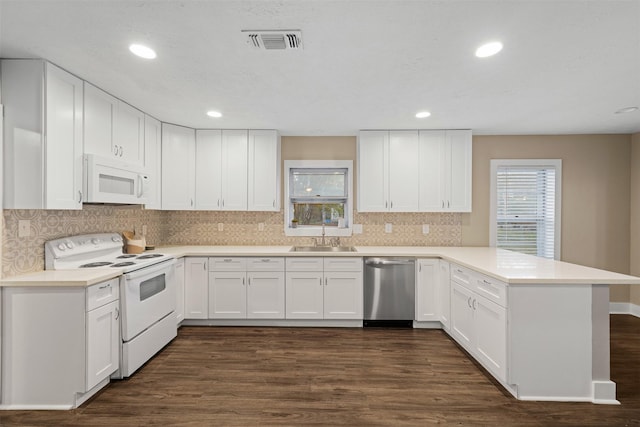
[422,224,430,234]
[258,223,265,231]
[385,223,392,233]
[353,224,363,234]
[18,220,30,237]
[217,223,224,232]
[142,224,148,236]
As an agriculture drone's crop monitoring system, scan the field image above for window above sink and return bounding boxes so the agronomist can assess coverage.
[284,160,353,237]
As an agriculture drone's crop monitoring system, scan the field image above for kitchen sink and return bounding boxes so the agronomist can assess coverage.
[289,246,357,252]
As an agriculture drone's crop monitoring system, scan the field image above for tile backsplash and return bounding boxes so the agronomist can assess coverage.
[2,207,461,278]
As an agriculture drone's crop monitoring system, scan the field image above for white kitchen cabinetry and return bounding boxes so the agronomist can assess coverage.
[162,123,196,210]
[1,278,120,409]
[438,260,451,330]
[419,130,472,212]
[358,130,419,212]
[416,259,439,321]
[208,257,285,319]
[175,258,185,324]
[184,257,208,319]
[195,129,248,210]
[1,59,83,209]
[84,82,144,165]
[144,115,162,209]
[449,264,507,382]
[248,130,281,211]
[286,257,363,320]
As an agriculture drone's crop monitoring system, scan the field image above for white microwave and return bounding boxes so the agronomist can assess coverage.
[83,154,150,204]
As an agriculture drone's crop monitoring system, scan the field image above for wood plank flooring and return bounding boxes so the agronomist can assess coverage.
[1,315,640,426]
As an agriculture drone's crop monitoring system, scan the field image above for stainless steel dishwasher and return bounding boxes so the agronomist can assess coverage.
[363,257,415,327]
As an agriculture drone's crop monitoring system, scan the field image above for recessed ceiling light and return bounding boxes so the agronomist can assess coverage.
[129,44,156,59]
[615,106,638,114]
[206,110,223,118]
[416,111,431,119]
[475,41,503,58]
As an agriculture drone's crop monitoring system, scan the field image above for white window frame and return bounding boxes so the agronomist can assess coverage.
[284,160,353,237]
[490,159,562,260]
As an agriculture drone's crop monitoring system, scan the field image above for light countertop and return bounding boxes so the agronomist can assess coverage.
[2,246,639,287]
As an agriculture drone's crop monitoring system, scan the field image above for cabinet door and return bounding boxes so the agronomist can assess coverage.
[285,272,324,319]
[247,271,285,319]
[474,294,507,381]
[161,123,196,210]
[209,271,247,318]
[83,82,116,159]
[175,258,185,324]
[358,131,389,212]
[144,115,162,209]
[416,259,439,321]
[450,282,474,350]
[184,257,208,319]
[248,130,280,211]
[195,130,223,210]
[438,261,451,330]
[45,63,84,209]
[388,130,420,212]
[419,130,446,211]
[221,129,248,210]
[115,101,145,165]
[324,271,363,319]
[445,130,472,212]
[86,300,119,390]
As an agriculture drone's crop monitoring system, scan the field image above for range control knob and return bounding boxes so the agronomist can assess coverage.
[65,242,74,249]
[91,238,100,245]
[112,236,122,242]
[58,243,66,251]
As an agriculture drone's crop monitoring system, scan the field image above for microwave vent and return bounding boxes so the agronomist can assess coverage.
[243,30,302,50]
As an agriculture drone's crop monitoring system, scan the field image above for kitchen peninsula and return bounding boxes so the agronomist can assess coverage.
[3,245,638,407]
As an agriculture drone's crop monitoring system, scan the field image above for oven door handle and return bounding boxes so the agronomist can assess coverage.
[123,258,176,281]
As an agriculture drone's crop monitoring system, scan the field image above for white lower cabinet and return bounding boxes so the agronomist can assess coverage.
[285,257,363,320]
[208,257,285,319]
[1,278,120,409]
[449,264,507,382]
[416,259,451,330]
[438,260,451,330]
[184,257,208,319]
[175,258,185,324]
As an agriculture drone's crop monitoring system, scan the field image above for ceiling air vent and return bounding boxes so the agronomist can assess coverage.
[242,30,302,50]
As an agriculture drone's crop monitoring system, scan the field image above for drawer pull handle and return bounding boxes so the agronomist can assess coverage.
[223,259,233,262]
[482,279,492,285]
[467,297,472,308]
[261,259,271,262]
[472,299,477,310]
[98,284,111,290]
[115,307,120,320]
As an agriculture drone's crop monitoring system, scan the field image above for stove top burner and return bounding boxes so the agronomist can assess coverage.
[117,254,138,259]
[137,254,163,259]
[112,262,136,267]
[80,262,113,268]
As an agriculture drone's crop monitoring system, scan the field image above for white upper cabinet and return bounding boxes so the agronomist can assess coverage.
[84,82,144,165]
[195,129,223,210]
[419,130,472,212]
[195,129,249,211]
[161,123,196,210]
[221,130,248,211]
[248,130,281,211]
[144,115,162,209]
[1,60,83,209]
[358,130,419,212]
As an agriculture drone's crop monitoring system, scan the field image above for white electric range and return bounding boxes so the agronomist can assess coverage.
[45,233,177,378]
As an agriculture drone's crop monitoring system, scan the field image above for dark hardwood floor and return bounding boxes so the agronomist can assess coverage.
[1,315,640,426]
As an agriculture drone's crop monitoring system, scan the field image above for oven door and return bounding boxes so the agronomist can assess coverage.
[120,259,176,342]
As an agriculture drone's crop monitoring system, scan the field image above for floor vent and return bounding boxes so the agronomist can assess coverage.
[243,30,302,50]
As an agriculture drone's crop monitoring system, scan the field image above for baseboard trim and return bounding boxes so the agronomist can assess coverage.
[609,302,640,318]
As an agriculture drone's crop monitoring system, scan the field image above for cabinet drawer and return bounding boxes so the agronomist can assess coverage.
[450,264,473,289]
[246,257,284,271]
[323,257,363,272]
[286,257,324,271]
[87,278,119,311]
[209,257,247,271]
[475,274,507,308]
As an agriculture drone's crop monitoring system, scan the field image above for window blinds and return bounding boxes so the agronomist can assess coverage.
[495,165,556,259]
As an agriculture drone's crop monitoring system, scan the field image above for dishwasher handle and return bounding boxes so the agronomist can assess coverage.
[365,258,415,266]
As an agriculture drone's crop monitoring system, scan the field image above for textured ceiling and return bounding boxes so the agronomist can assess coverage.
[1,0,639,136]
